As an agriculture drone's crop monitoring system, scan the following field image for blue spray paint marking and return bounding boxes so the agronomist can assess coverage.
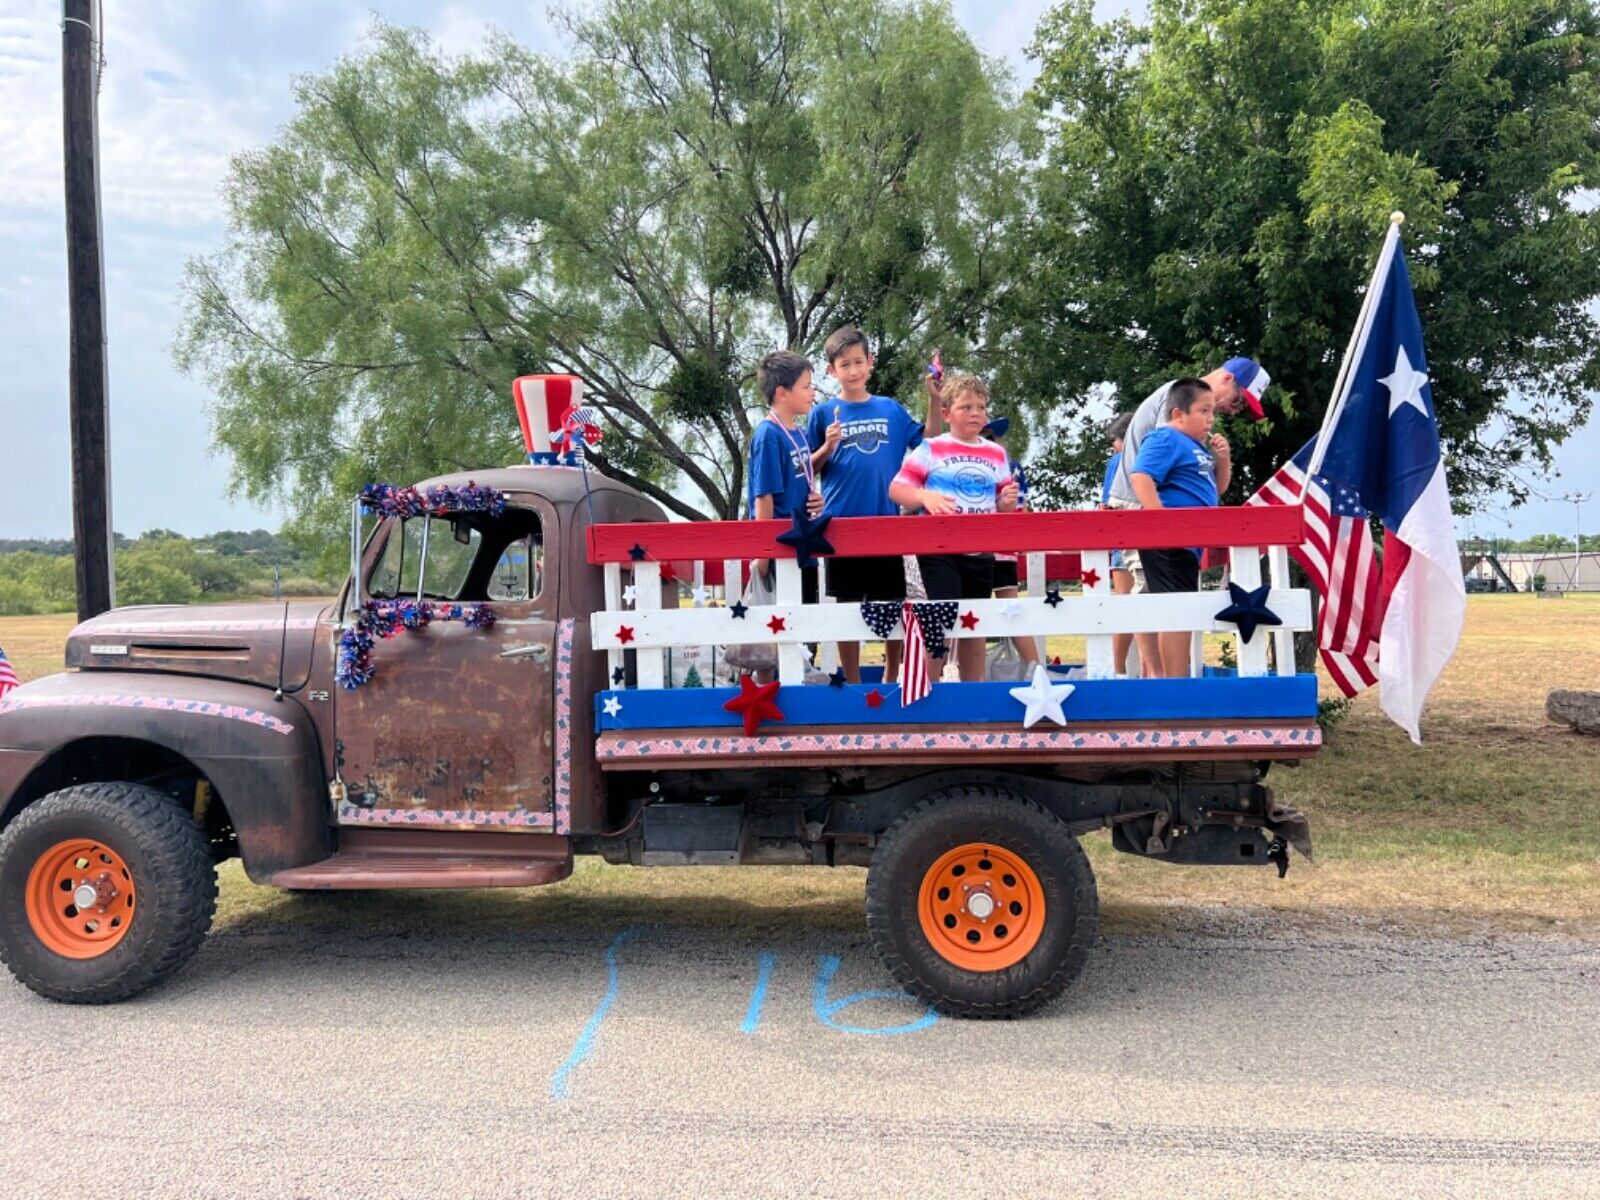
[549,927,642,1101]
[741,951,779,1035]
[812,954,939,1036]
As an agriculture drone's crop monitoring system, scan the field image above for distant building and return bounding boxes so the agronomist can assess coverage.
[1465,551,1600,592]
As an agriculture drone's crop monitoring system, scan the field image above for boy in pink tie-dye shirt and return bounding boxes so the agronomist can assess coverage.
[889,373,1019,681]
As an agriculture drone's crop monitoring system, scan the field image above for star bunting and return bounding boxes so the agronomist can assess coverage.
[1213,581,1282,644]
[775,508,834,571]
[722,674,785,736]
[1009,665,1075,729]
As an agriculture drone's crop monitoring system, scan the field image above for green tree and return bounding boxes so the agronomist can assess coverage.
[1009,0,1600,509]
[178,1,1024,544]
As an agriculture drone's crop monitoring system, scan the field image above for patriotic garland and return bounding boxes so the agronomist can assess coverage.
[859,601,959,660]
[336,599,496,690]
[359,482,507,519]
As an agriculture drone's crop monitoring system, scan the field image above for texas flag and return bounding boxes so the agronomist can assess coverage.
[1300,221,1465,742]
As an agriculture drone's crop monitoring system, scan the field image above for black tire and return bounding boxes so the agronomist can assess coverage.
[0,783,218,1004]
[866,784,1098,1019]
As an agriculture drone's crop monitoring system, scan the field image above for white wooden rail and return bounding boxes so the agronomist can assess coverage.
[599,552,1311,687]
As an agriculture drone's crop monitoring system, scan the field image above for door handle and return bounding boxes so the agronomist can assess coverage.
[501,642,550,663]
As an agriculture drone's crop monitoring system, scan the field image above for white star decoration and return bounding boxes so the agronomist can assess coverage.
[623,584,637,605]
[1008,665,1075,729]
[1002,600,1024,620]
[1380,346,1430,419]
[691,586,711,607]
[602,696,623,718]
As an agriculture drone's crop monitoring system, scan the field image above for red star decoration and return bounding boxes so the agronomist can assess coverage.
[960,610,980,630]
[1081,567,1102,588]
[864,689,884,709]
[767,614,787,634]
[722,673,785,736]
[616,625,635,644]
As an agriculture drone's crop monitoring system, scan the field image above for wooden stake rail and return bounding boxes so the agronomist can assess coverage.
[587,505,1305,563]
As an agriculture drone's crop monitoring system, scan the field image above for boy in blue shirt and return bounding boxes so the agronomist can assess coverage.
[1129,378,1232,677]
[748,350,823,604]
[807,325,933,682]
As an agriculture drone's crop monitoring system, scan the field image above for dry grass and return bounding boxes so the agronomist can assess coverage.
[5,596,1599,933]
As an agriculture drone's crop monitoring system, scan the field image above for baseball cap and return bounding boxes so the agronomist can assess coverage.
[980,416,1011,440]
[1221,356,1270,420]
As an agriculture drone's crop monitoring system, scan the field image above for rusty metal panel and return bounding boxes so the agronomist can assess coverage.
[334,497,559,827]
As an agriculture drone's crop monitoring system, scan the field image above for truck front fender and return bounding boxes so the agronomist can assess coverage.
[0,672,330,880]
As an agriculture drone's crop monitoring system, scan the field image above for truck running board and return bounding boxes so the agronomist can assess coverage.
[266,828,573,891]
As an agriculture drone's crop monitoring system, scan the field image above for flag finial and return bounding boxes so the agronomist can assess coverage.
[1390,211,1405,225]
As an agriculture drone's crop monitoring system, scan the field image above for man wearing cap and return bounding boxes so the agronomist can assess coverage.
[1104,357,1269,675]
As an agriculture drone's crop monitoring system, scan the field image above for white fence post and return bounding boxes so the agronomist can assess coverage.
[632,562,666,688]
[603,562,625,687]
[1227,545,1270,678]
[1082,550,1115,679]
[1025,552,1048,662]
[1267,545,1298,676]
[772,558,808,685]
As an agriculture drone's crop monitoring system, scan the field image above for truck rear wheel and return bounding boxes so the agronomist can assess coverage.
[865,785,1098,1019]
[0,783,217,1004]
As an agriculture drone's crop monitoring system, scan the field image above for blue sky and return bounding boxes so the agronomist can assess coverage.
[0,0,1594,541]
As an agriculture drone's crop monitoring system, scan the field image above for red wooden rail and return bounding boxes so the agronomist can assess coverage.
[588,506,1305,565]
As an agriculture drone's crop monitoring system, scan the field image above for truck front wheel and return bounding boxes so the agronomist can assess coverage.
[865,786,1098,1019]
[0,783,218,1003]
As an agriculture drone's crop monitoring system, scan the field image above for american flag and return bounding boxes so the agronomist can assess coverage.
[0,645,18,698]
[898,601,932,706]
[1247,442,1381,697]
[557,404,603,447]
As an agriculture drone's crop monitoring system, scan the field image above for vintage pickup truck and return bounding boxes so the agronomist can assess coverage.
[0,450,1320,1016]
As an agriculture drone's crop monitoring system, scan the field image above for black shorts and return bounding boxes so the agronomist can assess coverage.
[1141,548,1201,593]
[991,558,1019,591]
[827,555,906,602]
[918,554,995,601]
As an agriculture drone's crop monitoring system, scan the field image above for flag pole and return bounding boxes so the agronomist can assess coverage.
[1300,213,1406,492]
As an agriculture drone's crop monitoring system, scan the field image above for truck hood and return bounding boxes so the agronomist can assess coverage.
[64,601,331,692]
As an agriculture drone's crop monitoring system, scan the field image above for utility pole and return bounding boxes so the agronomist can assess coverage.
[63,0,115,619]
[1561,492,1590,593]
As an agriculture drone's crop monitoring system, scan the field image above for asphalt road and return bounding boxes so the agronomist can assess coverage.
[3,894,1599,1199]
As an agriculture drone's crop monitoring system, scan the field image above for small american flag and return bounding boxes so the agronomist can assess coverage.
[1247,442,1381,696]
[898,601,932,706]
[0,646,18,698]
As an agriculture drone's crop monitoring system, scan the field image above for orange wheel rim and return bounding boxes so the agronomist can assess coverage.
[918,843,1045,972]
[24,839,137,959]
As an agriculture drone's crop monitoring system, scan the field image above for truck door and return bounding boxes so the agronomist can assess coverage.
[334,497,558,828]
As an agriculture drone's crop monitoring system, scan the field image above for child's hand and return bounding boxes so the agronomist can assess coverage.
[1209,433,1231,460]
[821,407,843,454]
[921,490,959,516]
[998,482,1021,512]
[806,490,824,518]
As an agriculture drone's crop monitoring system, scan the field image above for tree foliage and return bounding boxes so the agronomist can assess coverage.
[178,0,1024,537]
[1008,0,1600,509]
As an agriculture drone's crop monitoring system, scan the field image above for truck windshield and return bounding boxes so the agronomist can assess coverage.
[368,508,543,603]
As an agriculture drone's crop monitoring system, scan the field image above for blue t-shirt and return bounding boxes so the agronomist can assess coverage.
[807,395,924,517]
[1100,452,1121,504]
[746,417,814,520]
[1130,425,1217,558]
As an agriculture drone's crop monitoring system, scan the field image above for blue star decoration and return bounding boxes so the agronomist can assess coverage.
[628,543,648,562]
[729,600,749,619]
[775,509,834,570]
[611,666,626,685]
[1214,581,1282,644]
[828,668,847,688]
[1043,587,1064,608]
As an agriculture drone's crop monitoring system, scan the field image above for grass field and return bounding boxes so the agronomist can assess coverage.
[3,594,1597,935]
